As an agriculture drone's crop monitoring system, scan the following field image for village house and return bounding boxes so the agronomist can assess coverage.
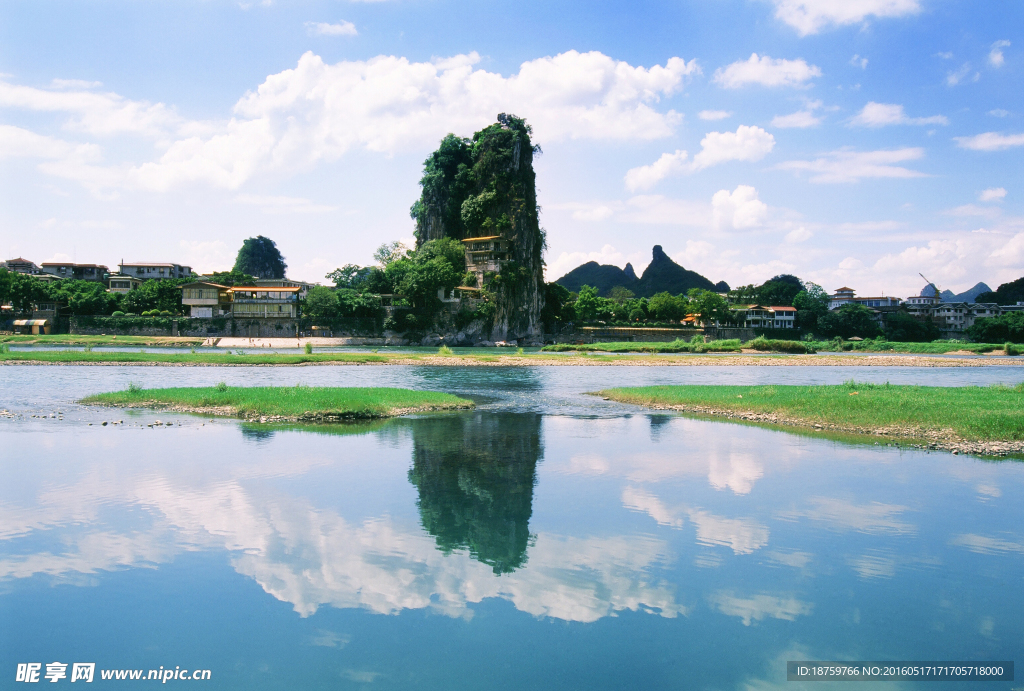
[828,287,902,310]
[730,305,797,329]
[254,277,315,300]
[106,274,144,294]
[119,262,193,280]
[180,281,233,318]
[40,262,109,282]
[462,236,509,286]
[228,286,300,319]
[2,258,42,275]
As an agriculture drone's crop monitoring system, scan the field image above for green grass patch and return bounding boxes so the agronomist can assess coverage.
[83,385,474,420]
[598,382,1024,442]
[0,334,204,346]
[808,339,1005,354]
[744,337,816,354]
[541,338,742,353]
[0,350,393,365]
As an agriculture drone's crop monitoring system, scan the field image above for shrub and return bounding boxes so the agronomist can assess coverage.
[127,381,142,394]
[745,336,816,354]
[438,345,455,356]
[1006,342,1022,356]
[215,381,228,392]
[304,341,313,354]
[111,311,125,317]
[698,339,742,353]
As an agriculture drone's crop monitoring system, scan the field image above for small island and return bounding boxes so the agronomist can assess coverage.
[83,385,474,422]
[597,383,1024,456]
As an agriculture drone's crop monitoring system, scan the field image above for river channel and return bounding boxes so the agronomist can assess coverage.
[2,363,1023,689]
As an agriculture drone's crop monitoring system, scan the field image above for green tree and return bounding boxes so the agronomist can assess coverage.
[233,236,287,279]
[0,268,11,307]
[206,270,256,286]
[120,278,191,314]
[46,280,120,315]
[7,273,49,314]
[687,288,730,325]
[303,285,340,324]
[817,303,882,339]
[883,310,940,342]
[574,285,599,322]
[608,286,635,304]
[756,274,803,306]
[374,241,410,267]
[326,264,376,289]
[647,292,686,321]
[793,282,829,331]
[541,282,572,330]
[966,312,1024,343]
[410,133,475,242]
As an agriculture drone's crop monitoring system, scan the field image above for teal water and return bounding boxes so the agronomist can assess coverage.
[1,365,1022,689]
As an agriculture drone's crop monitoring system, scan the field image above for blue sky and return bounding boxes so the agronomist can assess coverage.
[1,0,1021,296]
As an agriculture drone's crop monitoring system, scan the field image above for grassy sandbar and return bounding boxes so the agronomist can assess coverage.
[598,382,1024,454]
[83,385,474,421]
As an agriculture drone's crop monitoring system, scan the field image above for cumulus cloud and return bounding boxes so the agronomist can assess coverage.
[776,147,926,183]
[954,132,1024,151]
[712,185,768,230]
[849,102,948,127]
[692,125,775,170]
[989,40,1011,68]
[712,54,821,89]
[979,187,1007,202]
[698,109,732,120]
[624,150,689,191]
[785,226,813,243]
[771,107,822,128]
[709,591,812,625]
[624,126,774,189]
[305,21,358,36]
[0,79,189,138]
[849,54,868,69]
[769,0,921,36]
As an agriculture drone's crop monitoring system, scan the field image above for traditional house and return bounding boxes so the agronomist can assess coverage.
[2,258,42,275]
[180,282,232,318]
[462,236,509,286]
[40,262,109,282]
[228,286,300,319]
[118,262,193,280]
[107,274,144,294]
[828,287,901,311]
[254,277,315,300]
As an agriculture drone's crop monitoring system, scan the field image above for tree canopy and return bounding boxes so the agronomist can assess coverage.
[233,236,287,279]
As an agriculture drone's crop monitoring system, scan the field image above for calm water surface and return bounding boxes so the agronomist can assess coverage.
[1,364,1022,689]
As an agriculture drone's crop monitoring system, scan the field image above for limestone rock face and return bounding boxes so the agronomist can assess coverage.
[412,114,545,341]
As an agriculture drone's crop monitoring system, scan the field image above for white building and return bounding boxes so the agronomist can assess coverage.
[119,262,193,280]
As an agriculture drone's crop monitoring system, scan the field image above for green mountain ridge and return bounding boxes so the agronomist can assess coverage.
[555,245,729,298]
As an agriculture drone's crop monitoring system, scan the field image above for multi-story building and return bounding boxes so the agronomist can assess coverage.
[40,262,109,282]
[254,277,315,300]
[462,236,509,286]
[2,258,42,274]
[228,286,300,319]
[180,282,233,318]
[118,262,193,280]
[730,305,797,329]
[828,287,902,310]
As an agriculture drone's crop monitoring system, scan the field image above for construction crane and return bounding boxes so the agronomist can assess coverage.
[919,273,941,300]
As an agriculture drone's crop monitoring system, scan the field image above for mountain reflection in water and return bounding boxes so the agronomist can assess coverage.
[407,413,541,574]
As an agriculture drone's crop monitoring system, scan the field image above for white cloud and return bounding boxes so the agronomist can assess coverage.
[934,51,954,60]
[785,226,813,243]
[770,0,921,36]
[624,150,689,191]
[954,132,1024,151]
[692,125,775,170]
[305,21,358,37]
[989,40,1011,68]
[51,79,103,89]
[979,187,1007,202]
[850,54,868,69]
[944,204,1000,219]
[712,185,768,230]
[698,109,732,120]
[771,109,821,128]
[988,109,1009,117]
[620,195,712,226]
[624,125,775,189]
[0,124,77,159]
[0,80,188,138]
[233,193,338,213]
[776,147,926,183]
[690,509,770,554]
[849,102,948,127]
[709,591,812,625]
[946,63,978,87]
[712,54,821,89]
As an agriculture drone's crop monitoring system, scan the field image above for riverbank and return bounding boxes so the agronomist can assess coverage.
[82,385,474,421]
[4,349,1024,367]
[597,383,1024,456]
[0,334,205,346]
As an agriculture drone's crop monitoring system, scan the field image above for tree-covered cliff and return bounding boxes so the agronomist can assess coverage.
[411,114,546,341]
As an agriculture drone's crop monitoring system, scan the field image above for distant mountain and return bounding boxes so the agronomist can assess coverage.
[939,282,992,303]
[554,245,728,298]
[976,276,1024,305]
